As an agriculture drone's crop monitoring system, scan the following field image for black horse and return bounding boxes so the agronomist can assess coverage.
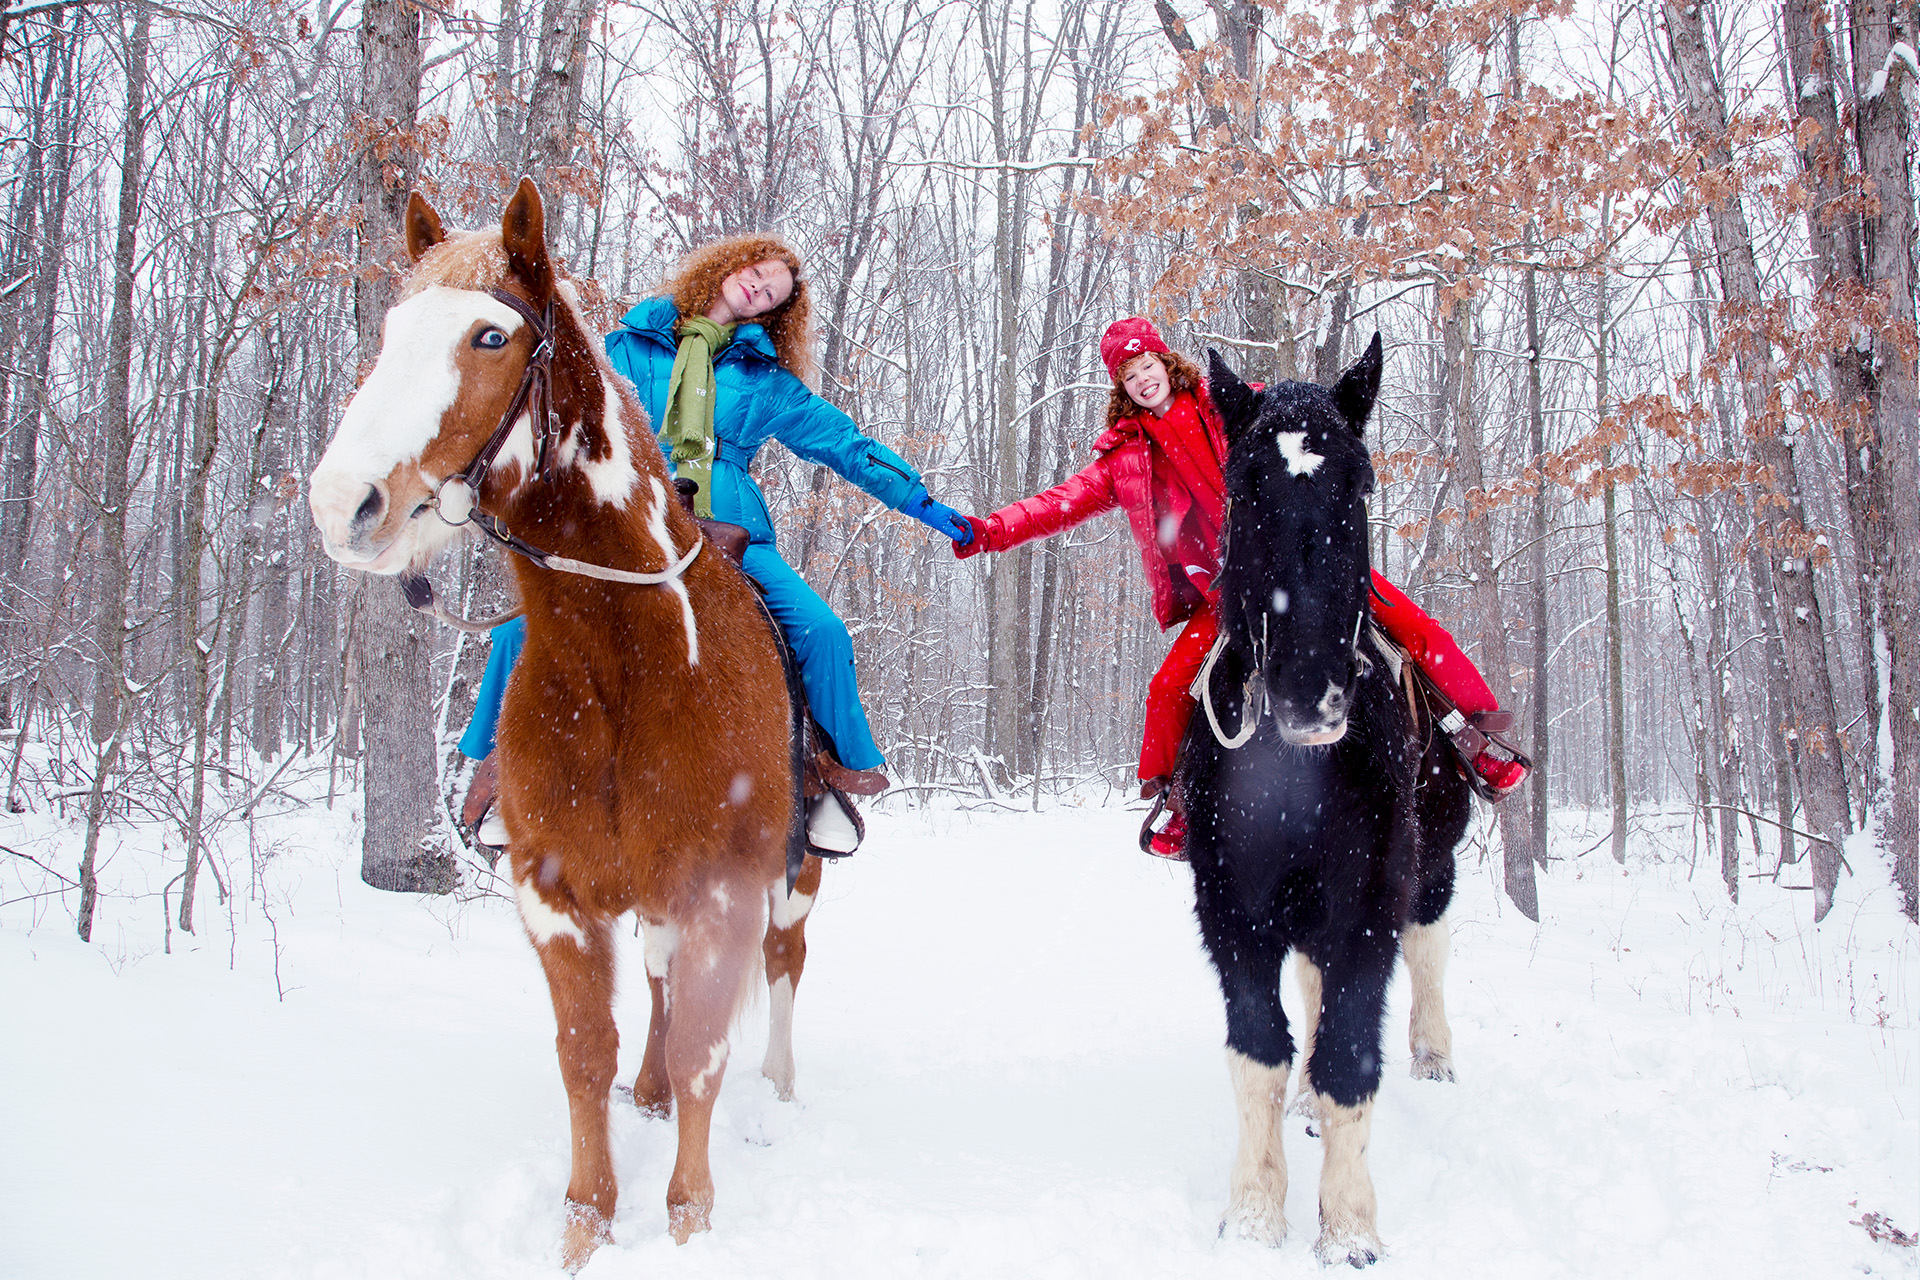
[1180,339,1471,1265]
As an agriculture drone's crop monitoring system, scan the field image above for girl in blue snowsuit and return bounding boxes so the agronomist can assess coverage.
[459,236,970,835]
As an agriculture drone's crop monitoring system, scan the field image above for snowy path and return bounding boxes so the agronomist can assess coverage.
[3,796,1915,1278]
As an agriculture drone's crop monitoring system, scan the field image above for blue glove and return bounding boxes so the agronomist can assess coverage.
[900,490,974,544]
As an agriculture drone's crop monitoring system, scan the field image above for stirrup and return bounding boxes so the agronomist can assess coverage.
[806,787,863,858]
[1437,707,1531,803]
[476,808,509,850]
[1138,791,1168,853]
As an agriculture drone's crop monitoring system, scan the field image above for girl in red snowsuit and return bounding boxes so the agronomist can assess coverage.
[953,318,1525,857]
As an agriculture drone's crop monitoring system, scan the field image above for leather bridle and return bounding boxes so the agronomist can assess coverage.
[397,286,703,632]
[429,287,559,528]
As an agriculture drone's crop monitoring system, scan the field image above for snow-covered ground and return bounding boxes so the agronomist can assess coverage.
[3,780,1916,1279]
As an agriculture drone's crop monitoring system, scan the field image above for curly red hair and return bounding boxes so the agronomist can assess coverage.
[660,234,814,383]
[1103,348,1204,432]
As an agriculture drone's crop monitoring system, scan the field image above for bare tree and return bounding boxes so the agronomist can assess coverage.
[350,0,447,893]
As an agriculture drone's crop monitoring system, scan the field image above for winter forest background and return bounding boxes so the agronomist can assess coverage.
[0,0,1913,946]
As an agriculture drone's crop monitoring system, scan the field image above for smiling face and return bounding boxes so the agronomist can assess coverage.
[1119,352,1174,416]
[708,258,795,325]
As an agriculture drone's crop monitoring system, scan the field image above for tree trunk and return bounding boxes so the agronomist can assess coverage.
[1846,0,1918,919]
[0,8,78,729]
[494,0,525,168]
[522,0,595,225]
[1597,271,1629,865]
[1784,0,1884,816]
[1446,293,1536,919]
[1522,238,1550,867]
[354,0,447,893]
[1665,0,1852,918]
[79,1,152,941]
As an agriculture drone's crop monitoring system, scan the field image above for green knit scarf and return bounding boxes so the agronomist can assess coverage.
[660,315,736,517]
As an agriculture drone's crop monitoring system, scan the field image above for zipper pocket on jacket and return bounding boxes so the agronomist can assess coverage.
[868,451,911,481]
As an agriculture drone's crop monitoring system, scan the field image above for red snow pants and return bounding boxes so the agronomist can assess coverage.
[1135,574,1498,783]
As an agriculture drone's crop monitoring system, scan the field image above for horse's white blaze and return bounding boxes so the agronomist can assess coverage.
[769,887,813,930]
[1314,1097,1382,1265]
[1225,1049,1291,1245]
[1402,916,1455,1079]
[310,287,526,563]
[1276,430,1325,478]
[686,1038,729,1101]
[515,872,585,946]
[641,919,678,979]
[646,476,700,666]
[762,974,796,1098]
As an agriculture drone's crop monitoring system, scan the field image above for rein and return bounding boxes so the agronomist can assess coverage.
[399,286,704,629]
[1194,603,1374,751]
[1196,630,1264,749]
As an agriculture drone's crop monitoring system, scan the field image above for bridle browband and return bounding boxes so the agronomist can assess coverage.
[398,285,703,630]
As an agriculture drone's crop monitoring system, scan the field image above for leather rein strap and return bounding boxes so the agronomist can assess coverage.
[399,287,703,630]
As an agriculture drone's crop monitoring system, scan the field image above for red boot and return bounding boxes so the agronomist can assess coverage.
[1149,811,1189,860]
[1443,709,1530,801]
[1138,776,1190,861]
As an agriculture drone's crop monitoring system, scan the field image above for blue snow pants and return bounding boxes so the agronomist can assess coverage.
[456,553,883,771]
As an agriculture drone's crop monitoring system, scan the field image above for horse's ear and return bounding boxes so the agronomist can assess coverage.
[501,177,553,301]
[1332,332,1383,435]
[404,191,446,263]
[1207,349,1258,435]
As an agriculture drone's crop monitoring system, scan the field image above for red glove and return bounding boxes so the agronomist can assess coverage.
[953,515,990,559]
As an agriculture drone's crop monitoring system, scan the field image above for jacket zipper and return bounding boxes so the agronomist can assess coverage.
[869,452,910,481]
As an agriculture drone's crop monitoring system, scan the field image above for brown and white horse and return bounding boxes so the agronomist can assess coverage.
[309,179,823,1268]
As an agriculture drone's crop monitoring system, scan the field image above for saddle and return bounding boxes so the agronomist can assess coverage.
[672,477,749,566]
[671,479,867,888]
[1368,627,1532,803]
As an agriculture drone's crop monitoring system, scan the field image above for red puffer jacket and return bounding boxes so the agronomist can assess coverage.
[969,385,1502,716]
[971,387,1227,630]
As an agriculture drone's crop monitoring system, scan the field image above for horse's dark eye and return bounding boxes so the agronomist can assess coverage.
[475,328,508,349]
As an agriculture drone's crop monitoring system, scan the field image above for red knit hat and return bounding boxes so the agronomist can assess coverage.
[1100,317,1170,382]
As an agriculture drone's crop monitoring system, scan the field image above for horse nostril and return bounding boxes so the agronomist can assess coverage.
[354,485,384,526]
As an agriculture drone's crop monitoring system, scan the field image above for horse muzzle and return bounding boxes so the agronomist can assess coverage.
[1277,719,1348,747]
[1273,678,1351,746]
[308,471,428,574]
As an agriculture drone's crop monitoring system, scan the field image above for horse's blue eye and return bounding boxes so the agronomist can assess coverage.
[476,328,508,349]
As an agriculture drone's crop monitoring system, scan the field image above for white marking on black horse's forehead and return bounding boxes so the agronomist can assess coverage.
[1276,430,1326,478]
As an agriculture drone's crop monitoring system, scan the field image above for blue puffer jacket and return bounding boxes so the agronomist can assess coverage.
[606,296,926,545]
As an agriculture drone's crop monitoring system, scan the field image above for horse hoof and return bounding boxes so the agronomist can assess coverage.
[1314,1228,1382,1268]
[561,1202,611,1272]
[1220,1201,1288,1247]
[668,1199,712,1244]
[761,1054,796,1101]
[628,1074,673,1118]
[1409,1051,1455,1083]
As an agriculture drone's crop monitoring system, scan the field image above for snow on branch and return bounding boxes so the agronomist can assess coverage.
[1864,42,1918,101]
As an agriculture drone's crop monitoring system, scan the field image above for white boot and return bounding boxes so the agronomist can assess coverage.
[477,809,509,848]
[806,792,861,855]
